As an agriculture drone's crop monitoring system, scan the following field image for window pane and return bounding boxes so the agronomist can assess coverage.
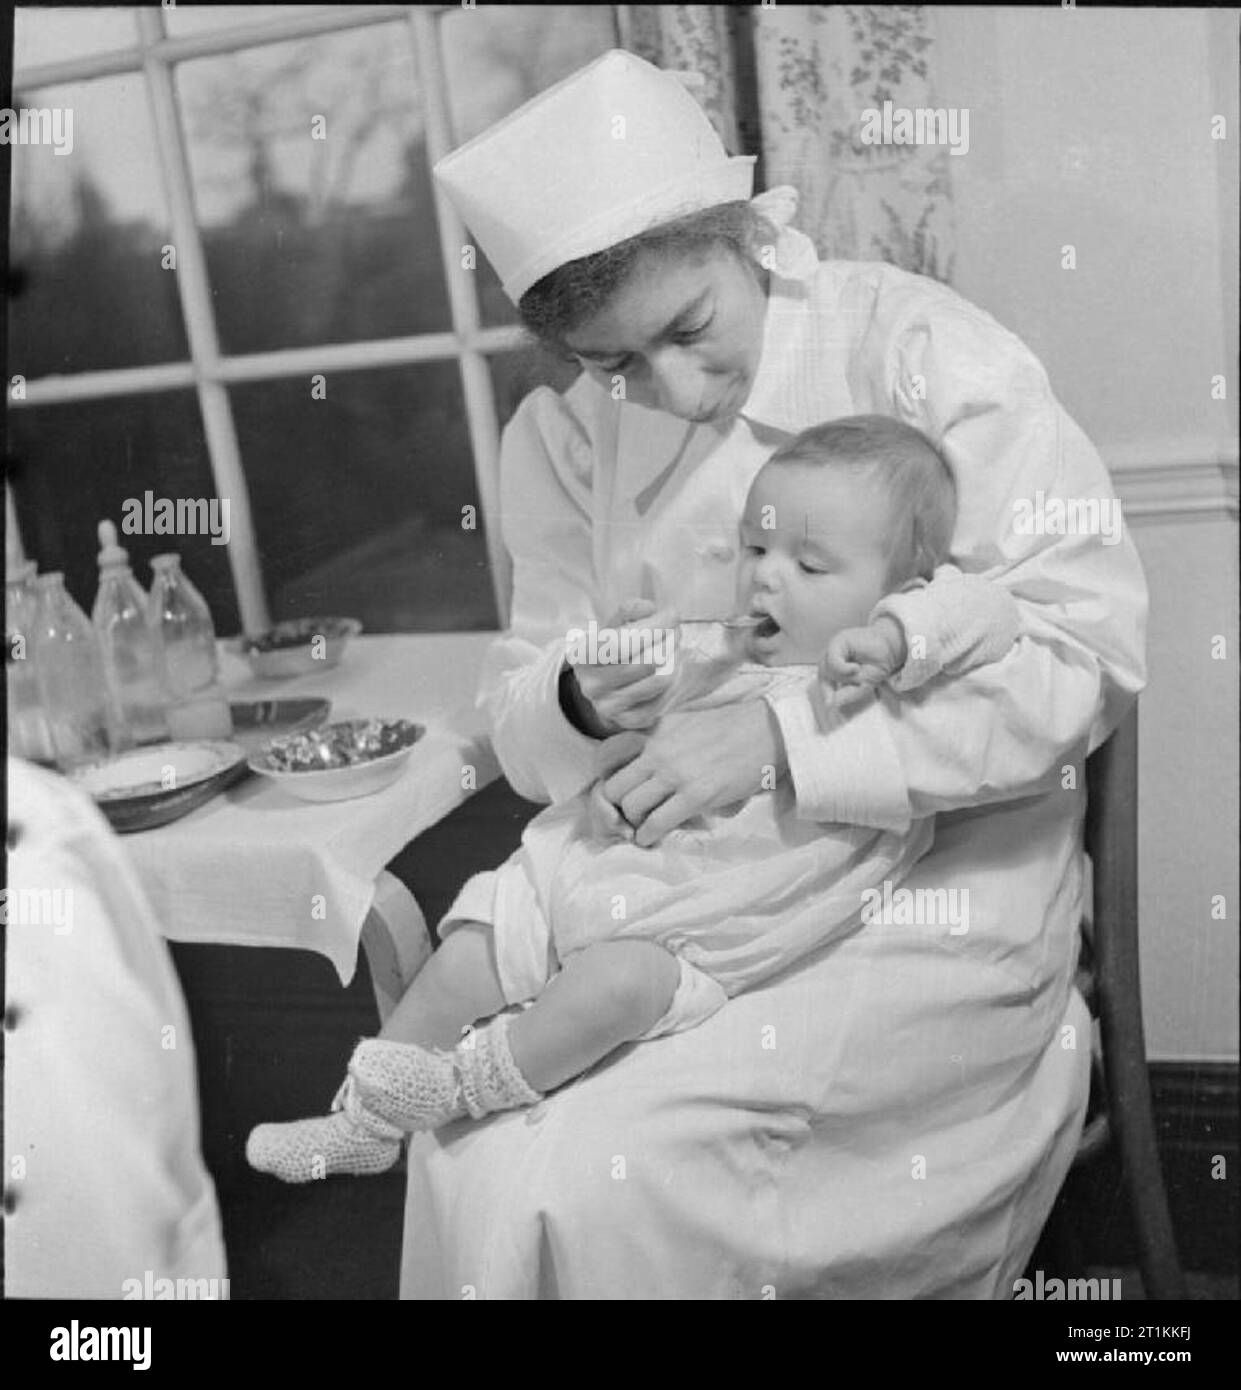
[14,6,139,68]
[177,22,449,353]
[6,392,240,636]
[9,75,190,372]
[231,365,497,633]
[439,4,619,327]
[162,5,329,38]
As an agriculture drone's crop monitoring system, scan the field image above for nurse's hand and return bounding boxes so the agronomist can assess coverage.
[565,599,679,735]
[596,699,788,847]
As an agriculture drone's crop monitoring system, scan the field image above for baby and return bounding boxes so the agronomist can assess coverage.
[248,415,1020,1182]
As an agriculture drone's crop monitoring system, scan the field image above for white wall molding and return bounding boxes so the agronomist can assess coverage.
[1103,440,1239,522]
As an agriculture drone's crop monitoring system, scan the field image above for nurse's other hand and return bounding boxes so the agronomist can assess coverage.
[596,700,788,848]
[569,599,679,733]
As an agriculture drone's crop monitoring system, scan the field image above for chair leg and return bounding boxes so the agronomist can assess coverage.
[1102,1011,1186,1299]
[1091,711,1186,1300]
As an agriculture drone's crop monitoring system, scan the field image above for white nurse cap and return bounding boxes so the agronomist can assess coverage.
[432,49,757,303]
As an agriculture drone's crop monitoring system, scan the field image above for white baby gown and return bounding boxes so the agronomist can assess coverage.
[503,662,933,1033]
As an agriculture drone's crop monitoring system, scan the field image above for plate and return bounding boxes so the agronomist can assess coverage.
[229,698,331,756]
[71,741,248,833]
[247,718,424,803]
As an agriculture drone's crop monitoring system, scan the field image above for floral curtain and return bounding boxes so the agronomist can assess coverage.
[619,4,956,283]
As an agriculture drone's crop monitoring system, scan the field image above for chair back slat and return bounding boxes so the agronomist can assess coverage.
[1081,703,1186,1299]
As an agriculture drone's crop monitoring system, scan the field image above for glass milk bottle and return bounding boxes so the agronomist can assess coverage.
[147,553,233,741]
[5,561,57,765]
[32,571,126,770]
[92,520,169,746]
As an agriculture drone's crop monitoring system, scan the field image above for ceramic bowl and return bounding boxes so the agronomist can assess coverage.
[237,617,362,680]
[246,717,424,803]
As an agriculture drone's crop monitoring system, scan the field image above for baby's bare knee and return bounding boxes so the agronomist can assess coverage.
[575,940,680,1036]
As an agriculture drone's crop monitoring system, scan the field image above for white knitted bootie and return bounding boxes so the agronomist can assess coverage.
[245,1076,404,1183]
[349,1015,542,1131]
[347,1037,469,1131]
[454,1013,543,1120]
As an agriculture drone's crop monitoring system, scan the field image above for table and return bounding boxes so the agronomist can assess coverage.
[118,633,502,995]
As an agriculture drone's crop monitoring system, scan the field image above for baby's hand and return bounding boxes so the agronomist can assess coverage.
[820,615,907,694]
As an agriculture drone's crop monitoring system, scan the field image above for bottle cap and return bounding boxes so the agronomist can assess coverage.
[150,553,181,570]
[97,520,130,570]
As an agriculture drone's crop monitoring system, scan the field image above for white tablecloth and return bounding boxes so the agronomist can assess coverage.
[118,633,500,983]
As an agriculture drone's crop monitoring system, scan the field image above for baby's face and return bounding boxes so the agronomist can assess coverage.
[737,461,894,665]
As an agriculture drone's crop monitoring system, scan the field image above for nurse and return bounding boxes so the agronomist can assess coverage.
[398,50,1146,1299]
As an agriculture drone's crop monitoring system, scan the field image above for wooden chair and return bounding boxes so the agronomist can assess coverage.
[1043,703,1187,1298]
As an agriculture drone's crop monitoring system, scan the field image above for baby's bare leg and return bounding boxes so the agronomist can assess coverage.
[378,922,505,1051]
[507,939,681,1094]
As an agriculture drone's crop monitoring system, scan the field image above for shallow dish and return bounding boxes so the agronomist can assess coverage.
[237,617,361,680]
[247,718,424,803]
[229,698,331,756]
[70,741,248,833]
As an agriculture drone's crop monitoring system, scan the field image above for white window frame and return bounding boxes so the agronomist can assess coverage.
[7,3,590,630]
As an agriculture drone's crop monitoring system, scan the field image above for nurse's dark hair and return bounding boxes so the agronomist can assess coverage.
[517,201,775,357]
[766,415,957,585]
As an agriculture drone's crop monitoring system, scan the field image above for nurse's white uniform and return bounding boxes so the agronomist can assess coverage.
[399,233,1147,1298]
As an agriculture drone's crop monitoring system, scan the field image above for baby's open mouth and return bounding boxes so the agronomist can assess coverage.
[751,613,781,639]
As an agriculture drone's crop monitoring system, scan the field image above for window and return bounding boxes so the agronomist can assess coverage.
[7,5,615,634]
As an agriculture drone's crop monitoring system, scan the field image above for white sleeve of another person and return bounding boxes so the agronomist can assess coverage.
[4,758,227,1300]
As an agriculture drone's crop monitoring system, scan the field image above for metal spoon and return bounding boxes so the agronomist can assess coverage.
[679,614,764,630]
